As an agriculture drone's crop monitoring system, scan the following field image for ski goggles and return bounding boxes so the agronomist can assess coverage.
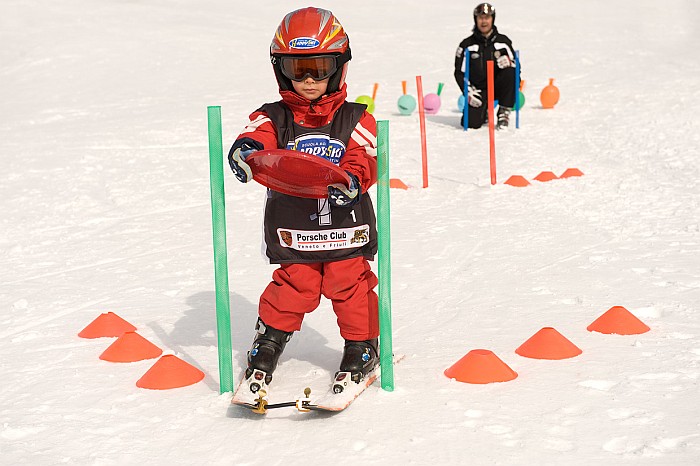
[279,55,338,82]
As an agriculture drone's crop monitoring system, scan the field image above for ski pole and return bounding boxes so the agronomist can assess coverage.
[487,61,497,185]
[515,50,521,129]
[207,106,234,394]
[415,76,429,188]
[376,119,394,391]
[463,51,470,131]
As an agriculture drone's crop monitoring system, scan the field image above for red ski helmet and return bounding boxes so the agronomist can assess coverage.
[270,7,352,94]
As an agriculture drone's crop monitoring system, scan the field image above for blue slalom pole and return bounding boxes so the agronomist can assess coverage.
[462,52,470,131]
[515,50,521,129]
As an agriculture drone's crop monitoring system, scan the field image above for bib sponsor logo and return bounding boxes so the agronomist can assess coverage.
[279,230,293,246]
[350,228,369,244]
[286,134,346,164]
[289,37,320,50]
[277,225,370,251]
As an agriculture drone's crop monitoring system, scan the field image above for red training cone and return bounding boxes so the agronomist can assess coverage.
[504,175,530,187]
[389,178,409,190]
[78,312,136,339]
[560,168,584,178]
[587,306,650,335]
[515,327,582,360]
[533,171,558,182]
[99,331,163,363]
[136,355,205,390]
[445,349,518,384]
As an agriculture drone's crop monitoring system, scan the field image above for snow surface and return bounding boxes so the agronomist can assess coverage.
[2,0,700,464]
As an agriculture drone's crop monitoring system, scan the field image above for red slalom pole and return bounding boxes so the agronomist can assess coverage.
[486,61,497,185]
[416,75,429,188]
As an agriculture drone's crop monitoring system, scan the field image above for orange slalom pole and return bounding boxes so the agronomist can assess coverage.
[487,61,497,185]
[372,82,379,101]
[416,75,429,188]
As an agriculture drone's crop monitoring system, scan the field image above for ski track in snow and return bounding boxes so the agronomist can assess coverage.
[2,0,700,464]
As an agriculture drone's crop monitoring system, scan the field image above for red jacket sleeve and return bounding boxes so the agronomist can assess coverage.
[339,111,378,192]
[233,110,279,150]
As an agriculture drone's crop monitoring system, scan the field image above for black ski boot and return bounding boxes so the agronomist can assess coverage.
[333,338,379,393]
[496,106,511,130]
[244,318,293,393]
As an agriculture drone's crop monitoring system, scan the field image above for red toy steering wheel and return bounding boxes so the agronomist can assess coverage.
[245,149,350,199]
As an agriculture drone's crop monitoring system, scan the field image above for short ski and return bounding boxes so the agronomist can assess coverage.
[231,368,274,414]
[306,354,405,412]
[231,355,404,414]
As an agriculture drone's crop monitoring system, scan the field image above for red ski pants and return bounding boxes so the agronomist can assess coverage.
[258,257,379,341]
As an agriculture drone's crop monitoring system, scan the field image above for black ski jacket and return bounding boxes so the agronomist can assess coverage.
[454,26,516,91]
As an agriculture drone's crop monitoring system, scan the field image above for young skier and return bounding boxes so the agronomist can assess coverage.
[228,7,379,396]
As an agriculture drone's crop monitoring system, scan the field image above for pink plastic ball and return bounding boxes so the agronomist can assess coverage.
[423,93,441,114]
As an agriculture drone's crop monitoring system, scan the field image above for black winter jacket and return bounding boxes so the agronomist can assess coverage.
[454,26,516,91]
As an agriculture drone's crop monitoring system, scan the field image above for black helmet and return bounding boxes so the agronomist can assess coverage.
[473,3,496,23]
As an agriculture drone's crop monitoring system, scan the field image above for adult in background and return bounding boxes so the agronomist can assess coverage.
[454,3,518,129]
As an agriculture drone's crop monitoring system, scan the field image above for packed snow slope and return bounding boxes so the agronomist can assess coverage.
[1,0,699,464]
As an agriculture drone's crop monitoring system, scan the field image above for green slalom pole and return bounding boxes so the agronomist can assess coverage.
[376,120,394,391]
[207,106,234,394]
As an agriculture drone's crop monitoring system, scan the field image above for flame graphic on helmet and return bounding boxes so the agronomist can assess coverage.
[271,7,349,55]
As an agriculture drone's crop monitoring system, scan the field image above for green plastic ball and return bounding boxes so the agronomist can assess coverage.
[514,91,525,110]
[397,95,417,115]
[355,95,375,114]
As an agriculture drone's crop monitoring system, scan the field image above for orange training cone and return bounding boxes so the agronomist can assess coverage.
[99,331,163,363]
[533,171,558,182]
[78,312,137,339]
[136,355,205,390]
[560,168,584,178]
[505,175,530,187]
[587,306,650,335]
[445,349,518,384]
[389,178,408,190]
[515,327,582,360]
